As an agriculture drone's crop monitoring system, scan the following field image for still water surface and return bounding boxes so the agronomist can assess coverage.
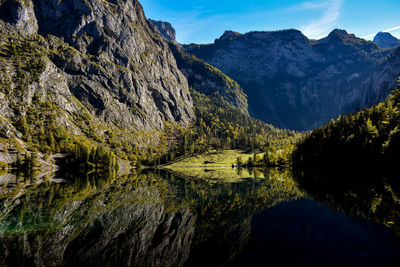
[0,169,399,266]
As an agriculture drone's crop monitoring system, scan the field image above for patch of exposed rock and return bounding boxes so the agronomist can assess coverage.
[149,19,177,43]
[0,0,194,132]
[185,29,400,130]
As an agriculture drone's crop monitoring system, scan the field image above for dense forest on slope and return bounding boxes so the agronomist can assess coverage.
[0,0,303,175]
[293,79,400,171]
[142,89,300,166]
[0,0,197,173]
[147,21,301,167]
[291,79,400,236]
[150,29,300,165]
[168,42,248,114]
[0,35,298,172]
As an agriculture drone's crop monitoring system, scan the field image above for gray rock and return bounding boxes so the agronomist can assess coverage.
[0,0,38,36]
[0,115,22,139]
[150,20,249,114]
[185,29,399,130]
[0,0,195,133]
[149,19,177,43]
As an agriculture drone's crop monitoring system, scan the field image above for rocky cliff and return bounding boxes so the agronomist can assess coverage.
[0,0,194,137]
[148,19,177,43]
[185,29,400,130]
[373,32,400,49]
[149,20,248,115]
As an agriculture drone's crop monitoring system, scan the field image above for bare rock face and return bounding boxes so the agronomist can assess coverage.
[149,20,249,114]
[149,19,177,43]
[0,0,194,132]
[374,32,400,49]
[0,0,38,35]
[185,29,400,130]
[0,115,21,139]
[368,47,400,103]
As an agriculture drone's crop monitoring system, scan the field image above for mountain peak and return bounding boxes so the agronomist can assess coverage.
[0,0,194,131]
[326,29,357,41]
[148,19,177,43]
[330,29,349,36]
[373,32,400,49]
[217,31,243,42]
[325,29,360,41]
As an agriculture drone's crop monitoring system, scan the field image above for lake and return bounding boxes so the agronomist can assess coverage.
[0,168,399,266]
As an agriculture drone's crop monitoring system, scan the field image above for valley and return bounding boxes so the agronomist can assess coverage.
[0,0,400,266]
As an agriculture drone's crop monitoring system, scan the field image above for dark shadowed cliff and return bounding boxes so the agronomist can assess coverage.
[185,29,400,130]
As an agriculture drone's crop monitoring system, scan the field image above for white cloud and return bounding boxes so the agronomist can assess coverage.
[362,26,400,39]
[299,0,344,39]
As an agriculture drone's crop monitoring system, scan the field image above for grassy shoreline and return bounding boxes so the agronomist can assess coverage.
[163,150,267,181]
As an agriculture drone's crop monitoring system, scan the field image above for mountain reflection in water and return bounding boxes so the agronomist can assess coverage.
[0,168,399,267]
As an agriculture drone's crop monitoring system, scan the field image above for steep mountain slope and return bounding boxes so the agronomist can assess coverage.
[293,82,400,170]
[185,29,400,130]
[149,20,248,115]
[0,0,194,139]
[149,19,177,43]
[374,32,400,49]
[168,43,249,115]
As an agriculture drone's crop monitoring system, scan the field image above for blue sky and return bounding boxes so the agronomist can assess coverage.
[140,0,400,44]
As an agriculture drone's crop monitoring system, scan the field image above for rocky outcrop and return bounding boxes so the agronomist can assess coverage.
[216,30,243,43]
[185,29,400,130]
[0,115,22,139]
[0,0,38,36]
[0,0,194,133]
[150,20,249,114]
[373,32,400,49]
[149,19,177,43]
[168,43,248,114]
[366,47,400,105]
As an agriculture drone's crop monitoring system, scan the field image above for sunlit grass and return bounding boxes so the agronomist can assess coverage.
[164,150,266,181]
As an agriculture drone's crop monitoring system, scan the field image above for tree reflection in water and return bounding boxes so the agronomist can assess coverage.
[0,168,399,266]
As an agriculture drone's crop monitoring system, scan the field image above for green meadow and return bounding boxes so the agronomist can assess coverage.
[163,150,266,181]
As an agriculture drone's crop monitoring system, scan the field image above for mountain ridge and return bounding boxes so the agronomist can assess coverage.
[149,19,249,115]
[184,28,399,130]
[0,0,201,169]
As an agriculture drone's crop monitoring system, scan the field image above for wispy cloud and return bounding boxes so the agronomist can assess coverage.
[299,0,344,39]
[362,26,400,39]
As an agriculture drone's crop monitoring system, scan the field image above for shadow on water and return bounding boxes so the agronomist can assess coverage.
[0,168,399,266]
[293,168,400,236]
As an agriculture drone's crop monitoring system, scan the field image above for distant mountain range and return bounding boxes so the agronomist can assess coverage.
[1,0,399,149]
[169,26,400,130]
